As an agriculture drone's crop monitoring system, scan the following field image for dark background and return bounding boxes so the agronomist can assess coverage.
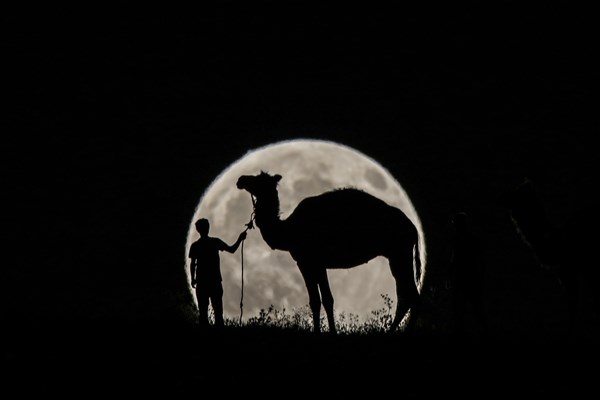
[5,6,598,390]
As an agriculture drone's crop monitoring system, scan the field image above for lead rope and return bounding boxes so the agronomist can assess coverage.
[239,195,256,325]
[239,239,245,324]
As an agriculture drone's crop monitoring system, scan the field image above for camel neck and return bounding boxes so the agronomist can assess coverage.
[253,189,288,250]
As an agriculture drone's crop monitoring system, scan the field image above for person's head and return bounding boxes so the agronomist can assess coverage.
[195,218,210,236]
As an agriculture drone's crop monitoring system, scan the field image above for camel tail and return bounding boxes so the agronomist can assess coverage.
[413,237,422,286]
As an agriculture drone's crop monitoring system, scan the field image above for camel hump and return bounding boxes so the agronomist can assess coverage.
[289,188,414,230]
[292,188,382,212]
[298,187,390,208]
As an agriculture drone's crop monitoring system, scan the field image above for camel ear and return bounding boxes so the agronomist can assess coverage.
[274,174,282,182]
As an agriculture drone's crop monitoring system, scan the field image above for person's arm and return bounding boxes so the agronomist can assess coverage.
[223,231,247,253]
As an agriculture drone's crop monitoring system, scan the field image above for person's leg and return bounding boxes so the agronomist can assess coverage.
[196,286,210,328]
[211,284,225,327]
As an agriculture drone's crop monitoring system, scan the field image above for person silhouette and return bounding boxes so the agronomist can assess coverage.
[189,218,247,329]
[448,211,488,339]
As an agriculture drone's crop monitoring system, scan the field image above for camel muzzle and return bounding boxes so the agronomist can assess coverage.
[236,177,246,190]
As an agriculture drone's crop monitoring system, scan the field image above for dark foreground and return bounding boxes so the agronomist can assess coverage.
[5,321,598,397]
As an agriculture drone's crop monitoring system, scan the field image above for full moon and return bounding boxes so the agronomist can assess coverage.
[185,139,426,323]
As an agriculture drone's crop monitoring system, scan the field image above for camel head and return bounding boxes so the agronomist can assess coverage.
[236,171,282,197]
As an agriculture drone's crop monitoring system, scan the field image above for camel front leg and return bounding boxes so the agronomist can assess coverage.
[299,266,323,333]
[317,269,337,334]
[306,282,322,333]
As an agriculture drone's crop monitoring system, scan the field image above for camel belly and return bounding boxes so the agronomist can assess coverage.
[289,237,384,268]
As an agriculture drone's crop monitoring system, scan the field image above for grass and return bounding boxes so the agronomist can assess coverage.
[226,293,398,335]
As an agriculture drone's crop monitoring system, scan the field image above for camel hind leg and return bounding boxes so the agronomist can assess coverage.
[388,252,421,333]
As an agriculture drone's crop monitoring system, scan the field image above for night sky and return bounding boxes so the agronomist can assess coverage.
[7,7,598,339]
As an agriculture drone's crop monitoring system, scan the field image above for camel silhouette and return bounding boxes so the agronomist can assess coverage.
[500,178,599,332]
[236,171,422,334]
